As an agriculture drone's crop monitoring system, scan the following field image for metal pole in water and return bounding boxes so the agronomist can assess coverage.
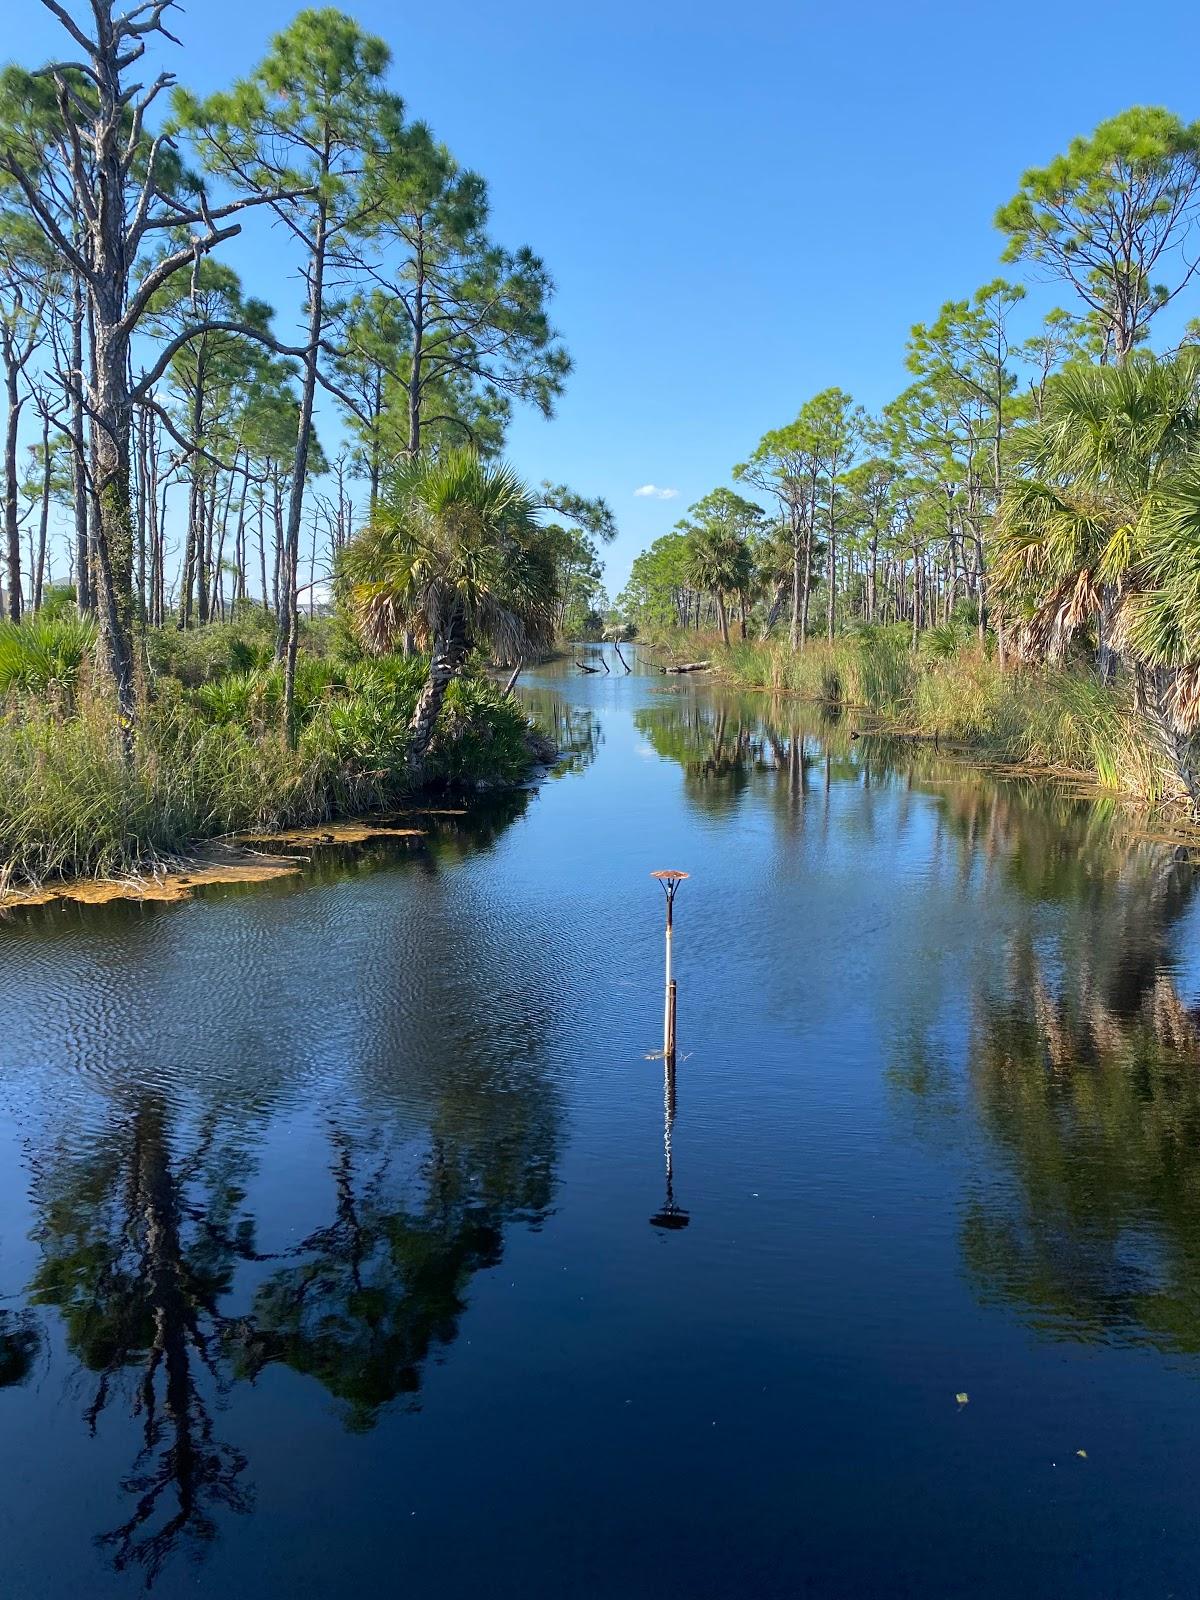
[651,870,688,1062]
[663,893,673,1056]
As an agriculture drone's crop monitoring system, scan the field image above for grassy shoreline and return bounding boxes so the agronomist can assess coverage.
[645,625,1182,809]
[0,613,549,896]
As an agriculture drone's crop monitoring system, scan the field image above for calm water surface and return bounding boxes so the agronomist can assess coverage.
[4,648,1200,1598]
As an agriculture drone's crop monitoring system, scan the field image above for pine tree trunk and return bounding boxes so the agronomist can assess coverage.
[34,409,51,611]
[90,320,138,729]
[406,236,425,458]
[134,407,148,625]
[279,211,327,744]
[283,575,300,746]
[789,515,802,651]
[258,489,270,612]
[179,479,198,630]
[826,525,836,641]
[2,353,22,621]
[800,523,814,649]
[69,264,93,616]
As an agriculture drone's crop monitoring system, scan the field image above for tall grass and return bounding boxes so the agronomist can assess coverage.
[0,623,539,891]
[722,631,1168,801]
[725,627,916,708]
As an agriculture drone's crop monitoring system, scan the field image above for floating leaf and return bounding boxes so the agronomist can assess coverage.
[955,1392,969,1405]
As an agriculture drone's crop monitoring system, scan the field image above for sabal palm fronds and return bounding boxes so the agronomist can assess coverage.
[0,616,96,701]
[1119,463,1200,769]
[996,353,1200,803]
[996,353,1200,664]
[1119,464,1200,672]
[340,450,555,768]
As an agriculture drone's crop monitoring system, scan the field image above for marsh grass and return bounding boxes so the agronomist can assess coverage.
[0,621,538,891]
[720,631,1169,801]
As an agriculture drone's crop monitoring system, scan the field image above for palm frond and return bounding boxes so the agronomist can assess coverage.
[340,447,557,660]
[1166,662,1200,733]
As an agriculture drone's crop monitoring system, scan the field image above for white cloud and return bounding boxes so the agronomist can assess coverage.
[634,484,679,500]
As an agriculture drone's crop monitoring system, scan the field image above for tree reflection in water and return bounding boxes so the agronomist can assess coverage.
[28,1095,257,1581]
[639,691,1200,1355]
[515,683,601,775]
[25,1076,558,1581]
[0,1309,39,1387]
[634,692,917,824]
[19,798,563,1584]
[239,1108,555,1431]
[963,855,1200,1353]
[634,700,762,816]
[893,776,1200,1354]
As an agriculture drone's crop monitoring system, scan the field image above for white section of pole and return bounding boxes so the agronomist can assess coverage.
[663,916,673,1058]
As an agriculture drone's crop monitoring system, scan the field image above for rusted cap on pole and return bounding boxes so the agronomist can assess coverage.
[650,870,689,881]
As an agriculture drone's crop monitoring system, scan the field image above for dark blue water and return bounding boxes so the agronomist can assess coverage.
[4,647,1200,1598]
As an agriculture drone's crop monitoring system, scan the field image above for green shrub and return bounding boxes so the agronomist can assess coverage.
[920,622,970,661]
[429,676,535,786]
[146,613,280,686]
[0,616,97,700]
[0,634,541,889]
[37,584,81,622]
[191,669,269,727]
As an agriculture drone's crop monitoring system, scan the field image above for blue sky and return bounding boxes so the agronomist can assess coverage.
[15,0,1200,591]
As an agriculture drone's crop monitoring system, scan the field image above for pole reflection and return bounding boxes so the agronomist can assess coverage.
[650,1055,689,1231]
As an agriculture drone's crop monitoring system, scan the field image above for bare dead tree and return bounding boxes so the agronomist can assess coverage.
[0,0,297,728]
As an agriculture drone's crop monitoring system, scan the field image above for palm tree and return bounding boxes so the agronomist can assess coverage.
[684,527,753,648]
[995,353,1200,668]
[679,489,763,646]
[995,351,1200,803]
[341,450,555,769]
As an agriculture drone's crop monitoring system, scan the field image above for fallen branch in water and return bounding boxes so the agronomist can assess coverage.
[576,660,601,674]
[613,643,632,673]
[661,661,711,674]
